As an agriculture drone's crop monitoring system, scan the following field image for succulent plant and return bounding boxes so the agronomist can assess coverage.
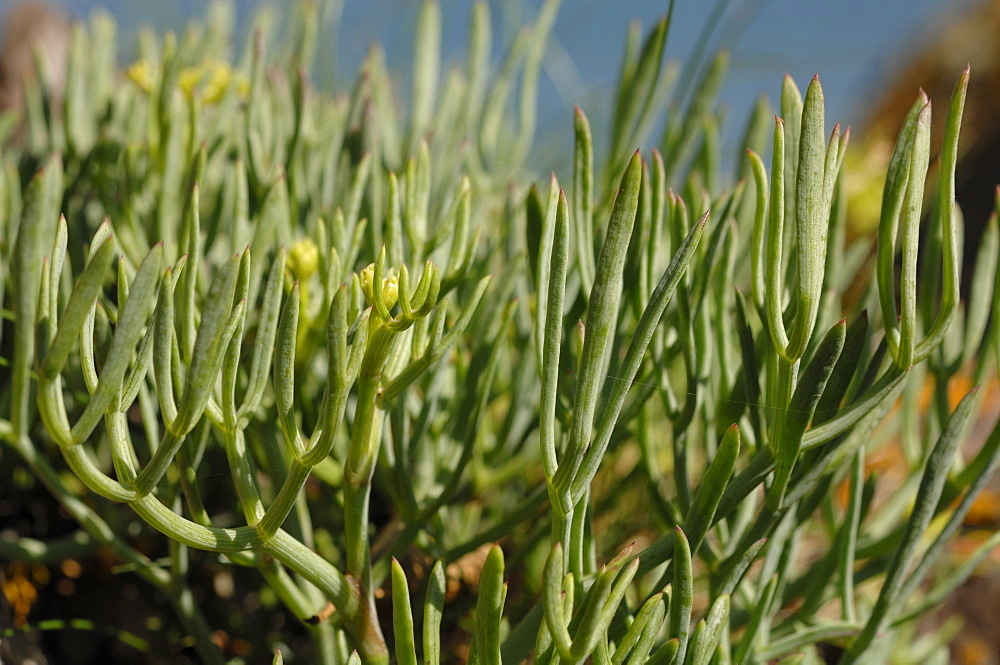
[1,3,998,665]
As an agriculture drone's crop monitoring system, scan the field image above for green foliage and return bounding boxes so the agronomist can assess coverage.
[2,2,999,665]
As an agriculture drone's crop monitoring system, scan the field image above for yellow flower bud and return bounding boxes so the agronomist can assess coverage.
[288,238,319,281]
[381,274,399,310]
[359,263,399,313]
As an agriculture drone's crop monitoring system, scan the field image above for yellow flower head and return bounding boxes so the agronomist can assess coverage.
[203,61,234,104]
[178,60,235,104]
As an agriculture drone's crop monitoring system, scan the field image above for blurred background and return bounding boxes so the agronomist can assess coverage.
[0,0,981,158]
[9,0,992,242]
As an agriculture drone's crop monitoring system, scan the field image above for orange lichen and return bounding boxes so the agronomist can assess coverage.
[2,563,38,628]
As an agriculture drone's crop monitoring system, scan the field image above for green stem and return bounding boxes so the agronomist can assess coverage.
[260,459,312,537]
[345,372,382,580]
[340,319,397,663]
[263,530,388,664]
[766,354,796,510]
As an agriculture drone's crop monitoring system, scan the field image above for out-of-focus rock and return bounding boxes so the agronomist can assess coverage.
[0,2,70,113]
[863,0,1000,290]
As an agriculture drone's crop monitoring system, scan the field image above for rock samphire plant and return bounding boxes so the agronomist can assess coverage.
[2,2,999,664]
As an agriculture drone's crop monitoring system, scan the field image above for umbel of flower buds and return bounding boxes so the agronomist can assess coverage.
[359,263,399,311]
